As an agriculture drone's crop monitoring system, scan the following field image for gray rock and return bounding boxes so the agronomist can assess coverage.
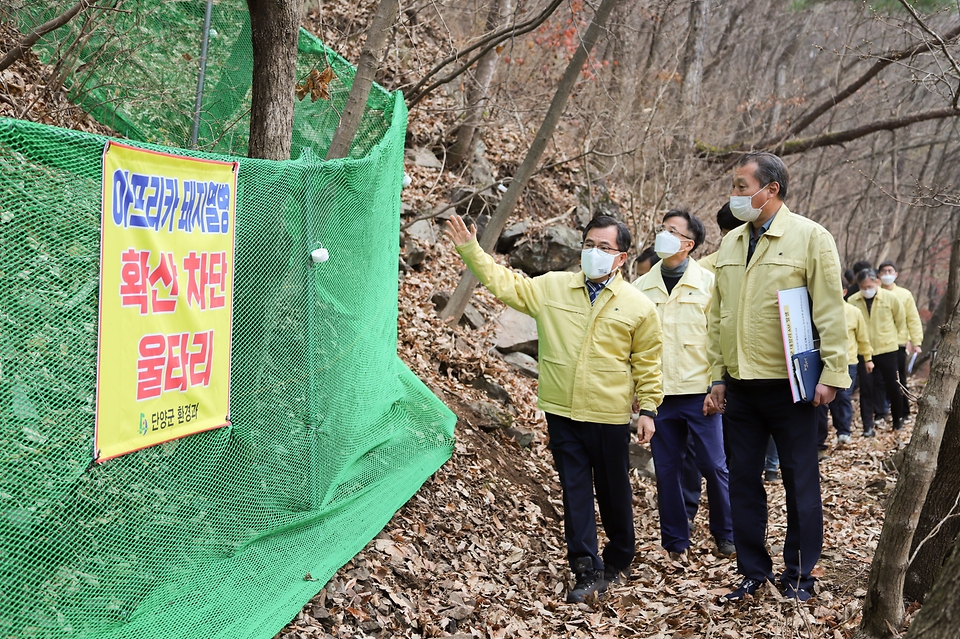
[470,139,495,188]
[450,186,494,221]
[508,224,582,276]
[505,427,535,448]
[406,146,443,169]
[467,400,514,431]
[431,291,485,329]
[496,220,530,254]
[470,375,512,404]
[574,204,592,229]
[629,441,656,480]
[493,306,538,358]
[359,620,382,633]
[503,351,538,378]
[462,303,485,329]
[431,290,450,311]
[448,604,475,621]
[402,236,426,267]
[406,219,438,246]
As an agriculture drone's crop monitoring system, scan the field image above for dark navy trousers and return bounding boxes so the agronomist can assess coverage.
[651,394,732,551]
[724,379,822,591]
[546,413,635,573]
[817,363,856,446]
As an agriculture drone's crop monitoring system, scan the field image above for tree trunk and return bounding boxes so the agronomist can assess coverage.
[447,0,511,167]
[439,0,623,325]
[326,0,399,159]
[904,383,960,602]
[247,0,303,160]
[858,220,960,638]
[904,210,960,602]
[902,538,960,638]
[678,0,708,111]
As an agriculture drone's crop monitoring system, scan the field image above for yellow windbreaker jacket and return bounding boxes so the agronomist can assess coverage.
[456,239,663,423]
[845,302,873,366]
[848,287,906,356]
[887,284,924,346]
[707,204,851,389]
[698,250,718,275]
[633,259,714,396]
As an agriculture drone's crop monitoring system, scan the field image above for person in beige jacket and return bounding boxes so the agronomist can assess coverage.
[446,213,663,604]
[634,209,734,561]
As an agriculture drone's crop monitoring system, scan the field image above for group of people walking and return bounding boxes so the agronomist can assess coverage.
[444,151,923,605]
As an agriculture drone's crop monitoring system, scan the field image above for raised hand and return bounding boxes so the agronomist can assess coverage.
[444,214,477,247]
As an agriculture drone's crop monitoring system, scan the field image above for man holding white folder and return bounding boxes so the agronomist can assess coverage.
[703,152,850,602]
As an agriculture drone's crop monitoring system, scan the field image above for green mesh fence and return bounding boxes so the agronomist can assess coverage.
[0,3,456,639]
[10,0,390,158]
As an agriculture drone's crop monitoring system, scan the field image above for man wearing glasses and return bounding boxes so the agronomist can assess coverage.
[445,213,663,603]
[634,210,734,562]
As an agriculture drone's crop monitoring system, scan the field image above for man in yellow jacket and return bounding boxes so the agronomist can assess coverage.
[878,260,924,419]
[704,152,850,602]
[634,209,734,560]
[817,303,873,449]
[445,213,663,604]
[848,269,907,435]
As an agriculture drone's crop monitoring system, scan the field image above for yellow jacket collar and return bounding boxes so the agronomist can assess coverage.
[639,260,704,294]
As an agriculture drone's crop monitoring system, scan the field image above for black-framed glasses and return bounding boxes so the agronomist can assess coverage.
[580,241,622,255]
[655,224,693,241]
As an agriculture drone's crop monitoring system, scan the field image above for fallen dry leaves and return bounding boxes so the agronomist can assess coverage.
[0,22,115,135]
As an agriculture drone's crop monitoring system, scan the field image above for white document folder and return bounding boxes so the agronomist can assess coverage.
[777,286,815,403]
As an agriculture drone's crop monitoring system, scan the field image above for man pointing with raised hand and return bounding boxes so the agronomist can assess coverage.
[445,213,663,604]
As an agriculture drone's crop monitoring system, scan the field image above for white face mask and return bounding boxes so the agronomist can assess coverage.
[581,248,617,280]
[654,231,683,259]
[729,185,769,222]
[880,274,897,285]
[862,287,878,299]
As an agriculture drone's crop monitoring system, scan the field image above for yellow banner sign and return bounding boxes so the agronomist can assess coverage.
[95,142,237,462]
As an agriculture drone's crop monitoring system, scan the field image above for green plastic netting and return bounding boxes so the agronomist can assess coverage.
[0,3,456,638]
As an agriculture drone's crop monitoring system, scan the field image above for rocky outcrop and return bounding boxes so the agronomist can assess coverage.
[507,224,581,276]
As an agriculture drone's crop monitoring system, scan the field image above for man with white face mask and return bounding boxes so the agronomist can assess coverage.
[848,268,907,435]
[634,210,734,561]
[445,213,663,603]
[878,260,923,420]
[703,152,850,603]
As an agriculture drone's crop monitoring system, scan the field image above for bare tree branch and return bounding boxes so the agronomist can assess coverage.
[698,23,960,160]
[698,107,960,161]
[897,0,960,108]
[0,0,90,74]
[404,0,564,106]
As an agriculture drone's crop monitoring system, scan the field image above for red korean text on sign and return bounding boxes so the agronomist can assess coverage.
[136,330,215,401]
[120,249,180,315]
[184,251,229,311]
[120,249,149,313]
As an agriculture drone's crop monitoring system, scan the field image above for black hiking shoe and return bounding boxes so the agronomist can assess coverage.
[602,565,630,587]
[715,538,736,557]
[566,557,606,603]
[722,577,765,602]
